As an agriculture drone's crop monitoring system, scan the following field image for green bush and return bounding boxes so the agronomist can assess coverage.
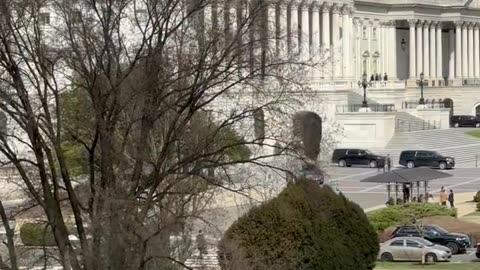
[20,223,56,246]
[474,191,480,203]
[368,203,457,231]
[218,179,378,270]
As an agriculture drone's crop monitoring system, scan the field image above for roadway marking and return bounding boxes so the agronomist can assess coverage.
[329,170,378,181]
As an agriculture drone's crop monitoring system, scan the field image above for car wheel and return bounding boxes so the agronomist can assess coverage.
[380,252,394,262]
[425,253,437,263]
[407,161,415,169]
[338,159,346,167]
[369,160,377,168]
[439,162,447,170]
[446,242,459,254]
[454,123,460,128]
[477,123,480,128]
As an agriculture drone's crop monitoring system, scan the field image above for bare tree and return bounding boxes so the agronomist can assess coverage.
[0,0,325,269]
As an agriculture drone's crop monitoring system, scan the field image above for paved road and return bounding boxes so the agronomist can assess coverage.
[324,166,480,209]
[451,249,479,263]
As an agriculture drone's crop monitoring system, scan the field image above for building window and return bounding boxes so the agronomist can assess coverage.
[362,59,367,74]
[372,27,377,39]
[362,26,367,39]
[39,13,50,25]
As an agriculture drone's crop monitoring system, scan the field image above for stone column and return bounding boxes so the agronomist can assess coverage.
[430,22,436,81]
[475,23,480,78]
[380,22,386,75]
[416,20,423,76]
[332,4,341,78]
[278,2,288,58]
[462,22,468,78]
[300,1,310,60]
[454,21,462,78]
[311,1,320,60]
[436,22,443,82]
[408,19,416,79]
[342,5,351,78]
[390,21,397,79]
[423,21,430,78]
[449,29,455,80]
[266,1,276,59]
[321,3,331,77]
[353,18,360,78]
[469,23,474,78]
[289,1,299,55]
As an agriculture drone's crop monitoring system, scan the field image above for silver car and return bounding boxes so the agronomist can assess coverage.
[378,237,452,262]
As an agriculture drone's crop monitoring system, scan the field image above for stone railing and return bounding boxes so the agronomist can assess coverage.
[309,80,352,91]
[368,80,405,89]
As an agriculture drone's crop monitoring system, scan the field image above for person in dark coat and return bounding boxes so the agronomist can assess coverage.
[384,73,388,81]
[403,184,410,203]
[448,190,455,208]
[377,157,385,172]
[386,154,392,171]
[196,230,207,258]
[370,74,375,81]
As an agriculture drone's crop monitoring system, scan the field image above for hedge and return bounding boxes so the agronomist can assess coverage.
[20,223,56,246]
[219,179,379,270]
[368,203,457,231]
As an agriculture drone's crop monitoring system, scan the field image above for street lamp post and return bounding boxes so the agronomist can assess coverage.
[357,73,371,108]
[416,72,428,105]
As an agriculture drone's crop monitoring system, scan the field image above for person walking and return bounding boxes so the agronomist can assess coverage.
[440,189,448,207]
[448,190,455,208]
[196,230,207,259]
[384,73,388,81]
[386,154,392,171]
[403,184,410,203]
[377,157,385,172]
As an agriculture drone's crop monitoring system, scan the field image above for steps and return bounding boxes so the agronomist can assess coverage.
[373,128,480,167]
[184,235,220,270]
[395,111,437,132]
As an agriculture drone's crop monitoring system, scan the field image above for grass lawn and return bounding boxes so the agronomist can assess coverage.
[466,130,480,139]
[376,262,479,270]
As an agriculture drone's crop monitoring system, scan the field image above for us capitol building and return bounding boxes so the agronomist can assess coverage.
[216,0,480,151]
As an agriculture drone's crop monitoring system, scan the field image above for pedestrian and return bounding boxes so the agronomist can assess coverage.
[370,74,374,81]
[384,73,388,81]
[377,157,385,172]
[440,189,448,207]
[196,230,207,259]
[403,184,410,203]
[418,194,424,203]
[386,154,392,171]
[448,190,455,208]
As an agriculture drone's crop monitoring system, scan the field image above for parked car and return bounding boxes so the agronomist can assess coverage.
[476,243,480,259]
[379,237,451,262]
[331,149,384,168]
[399,150,455,170]
[451,115,480,128]
[391,225,470,254]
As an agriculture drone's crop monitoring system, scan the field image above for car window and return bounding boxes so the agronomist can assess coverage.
[423,227,437,235]
[347,150,359,155]
[429,225,448,234]
[398,227,418,234]
[390,240,404,247]
[417,151,434,158]
[406,240,422,248]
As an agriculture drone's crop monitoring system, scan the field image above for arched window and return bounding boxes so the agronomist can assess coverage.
[373,59,377,74]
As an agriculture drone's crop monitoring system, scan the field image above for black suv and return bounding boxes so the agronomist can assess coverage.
[451,115,480,128]
[331,149,384,168]
[399,150,454,170]
[391,225,470,254]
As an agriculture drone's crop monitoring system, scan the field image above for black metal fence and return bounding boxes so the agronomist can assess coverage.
[336,104,396,113]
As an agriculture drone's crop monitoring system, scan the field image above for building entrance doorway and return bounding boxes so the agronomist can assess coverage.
[476,105,480,117]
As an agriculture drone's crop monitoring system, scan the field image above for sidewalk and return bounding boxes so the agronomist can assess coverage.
[430,192,476,217]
